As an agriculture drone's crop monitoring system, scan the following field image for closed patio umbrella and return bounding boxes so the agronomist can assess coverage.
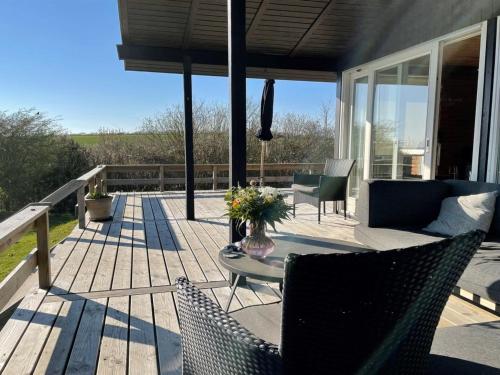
[257,79,275,186]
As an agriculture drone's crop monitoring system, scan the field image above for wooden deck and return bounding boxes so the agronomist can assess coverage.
[0,191,498,374]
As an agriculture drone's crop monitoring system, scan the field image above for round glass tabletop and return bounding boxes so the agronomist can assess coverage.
[219,234,370,283]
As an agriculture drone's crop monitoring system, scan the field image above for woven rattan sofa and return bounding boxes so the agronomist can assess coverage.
[176,231,484,375]
[292,159,355,222]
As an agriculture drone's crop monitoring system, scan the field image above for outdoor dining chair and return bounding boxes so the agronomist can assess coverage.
[175,230,485,375]
[292,158,355,222]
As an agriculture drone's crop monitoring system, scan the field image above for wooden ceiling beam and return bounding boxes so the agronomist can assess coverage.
[117,44,338,72]
[246,0,270,38]
[182,0,201,49]
[118,0,130,44]
[289,0,336,57]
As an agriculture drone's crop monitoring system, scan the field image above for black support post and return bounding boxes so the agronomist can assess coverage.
[334,71,342,159]
[228,0,247,243]
[183,56,195,220]
[478,18,497,182]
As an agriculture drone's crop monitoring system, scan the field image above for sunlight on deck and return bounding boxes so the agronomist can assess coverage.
[0,192,497,374]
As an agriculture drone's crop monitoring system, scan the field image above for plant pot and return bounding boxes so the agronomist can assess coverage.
[85,195,113,221]
[241,221,275,258]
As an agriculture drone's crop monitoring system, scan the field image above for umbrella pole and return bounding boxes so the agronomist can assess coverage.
[260,141,266,186]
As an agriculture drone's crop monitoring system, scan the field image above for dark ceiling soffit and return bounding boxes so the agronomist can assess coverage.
[117,45,337,72]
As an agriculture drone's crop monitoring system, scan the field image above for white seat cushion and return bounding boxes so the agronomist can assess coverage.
[291,184,319,194]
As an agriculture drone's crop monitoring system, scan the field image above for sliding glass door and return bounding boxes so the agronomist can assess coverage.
[341,24,487,214]
[371,55,431,180]
[348,76,368,198]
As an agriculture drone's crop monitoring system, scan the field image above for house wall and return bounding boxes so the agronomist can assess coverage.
[339,0,500,71]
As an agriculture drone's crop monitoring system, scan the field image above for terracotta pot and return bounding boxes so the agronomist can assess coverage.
[85,195,113,221]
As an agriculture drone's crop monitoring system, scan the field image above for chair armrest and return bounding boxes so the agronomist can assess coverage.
[293,173,321,185]
[176,277,282,374]
[319,176,348,200]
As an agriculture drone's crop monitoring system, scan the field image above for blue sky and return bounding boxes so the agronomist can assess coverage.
[0,1,336,133]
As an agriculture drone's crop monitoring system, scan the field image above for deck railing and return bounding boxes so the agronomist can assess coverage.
[0,162,321,301]
[0,166,105,300]
[105,163,325,191]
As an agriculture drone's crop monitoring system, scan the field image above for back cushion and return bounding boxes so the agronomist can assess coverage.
[445,180,500,236]
[357,180,450,228]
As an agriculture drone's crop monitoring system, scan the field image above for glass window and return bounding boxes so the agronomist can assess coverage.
[371,55,430,179]
[348,76,368,197]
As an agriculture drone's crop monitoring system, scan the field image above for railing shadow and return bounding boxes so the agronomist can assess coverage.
[12,285,182,374]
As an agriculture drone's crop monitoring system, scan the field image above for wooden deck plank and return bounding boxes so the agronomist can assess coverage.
[144,195,170,286]
[1,191,499,374]
[165,196,256,308]
[168,203,245,310]
[3,301,62,374]
[47,223,87,280]
[112,195,134,290]
[158,197,207,283]
[131,194,152,288]
[166,196,262,308]
[33,300,86,375]
[152,292,182,375]
[150,195,186,282]
[70,222,108,293]
[0,289,47,372]
[91,220,123,291]
[155,221,187,282]
[170,204,265,310]
[176,197,273,308]
[80,194,123,292]
[132,220,151,289]
[141,194,156,221]
[66,298,107,374]
[50,222,99,295]
[97,296,130,374]
[129,294,158,374]
[0,222,87,372]
[447,295,499,323]
[112,193,127,222]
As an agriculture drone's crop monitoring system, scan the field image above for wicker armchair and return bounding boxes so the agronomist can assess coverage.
[292,158,355,222]
[176,230,485,375]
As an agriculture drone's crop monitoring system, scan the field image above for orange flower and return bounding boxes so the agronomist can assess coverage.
[232,199,240,208]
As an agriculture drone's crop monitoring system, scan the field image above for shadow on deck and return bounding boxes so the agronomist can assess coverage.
[0,191,496,374]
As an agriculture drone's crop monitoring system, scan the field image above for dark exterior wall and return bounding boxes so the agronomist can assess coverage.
[340,0,500,70]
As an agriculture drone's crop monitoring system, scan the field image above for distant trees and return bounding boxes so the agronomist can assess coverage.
[0,109,90,214]
[87,101,335,166]
[0,103,335,215]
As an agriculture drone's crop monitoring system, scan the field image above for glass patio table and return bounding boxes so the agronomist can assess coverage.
[219,234,371,311]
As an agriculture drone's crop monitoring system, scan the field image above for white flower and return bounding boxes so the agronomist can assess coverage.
[260,186,279,199]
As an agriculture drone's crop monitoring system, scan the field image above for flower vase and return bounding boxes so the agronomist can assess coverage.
[241,221,275,258]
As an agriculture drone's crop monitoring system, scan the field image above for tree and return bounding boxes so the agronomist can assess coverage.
[0,109,90,213]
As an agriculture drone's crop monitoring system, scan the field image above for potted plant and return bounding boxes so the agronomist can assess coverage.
[85,179,113,221]
[224,181,291,258]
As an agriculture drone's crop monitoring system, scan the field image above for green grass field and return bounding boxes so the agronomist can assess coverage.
[0,213,77,282]
[71,133,143,146]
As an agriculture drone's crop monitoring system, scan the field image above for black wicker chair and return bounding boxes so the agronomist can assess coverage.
[292,158,355,222]
[176,230,485,375]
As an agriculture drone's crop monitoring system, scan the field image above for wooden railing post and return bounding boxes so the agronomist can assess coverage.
[35,211,50,289]
[212,165,219,190]
[77,186,86,229]
[159,165,165,192]
[89,177,96,195]
[101,168,107,194]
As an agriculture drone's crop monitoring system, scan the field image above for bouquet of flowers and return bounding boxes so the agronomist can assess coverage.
[224,184,291,232]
